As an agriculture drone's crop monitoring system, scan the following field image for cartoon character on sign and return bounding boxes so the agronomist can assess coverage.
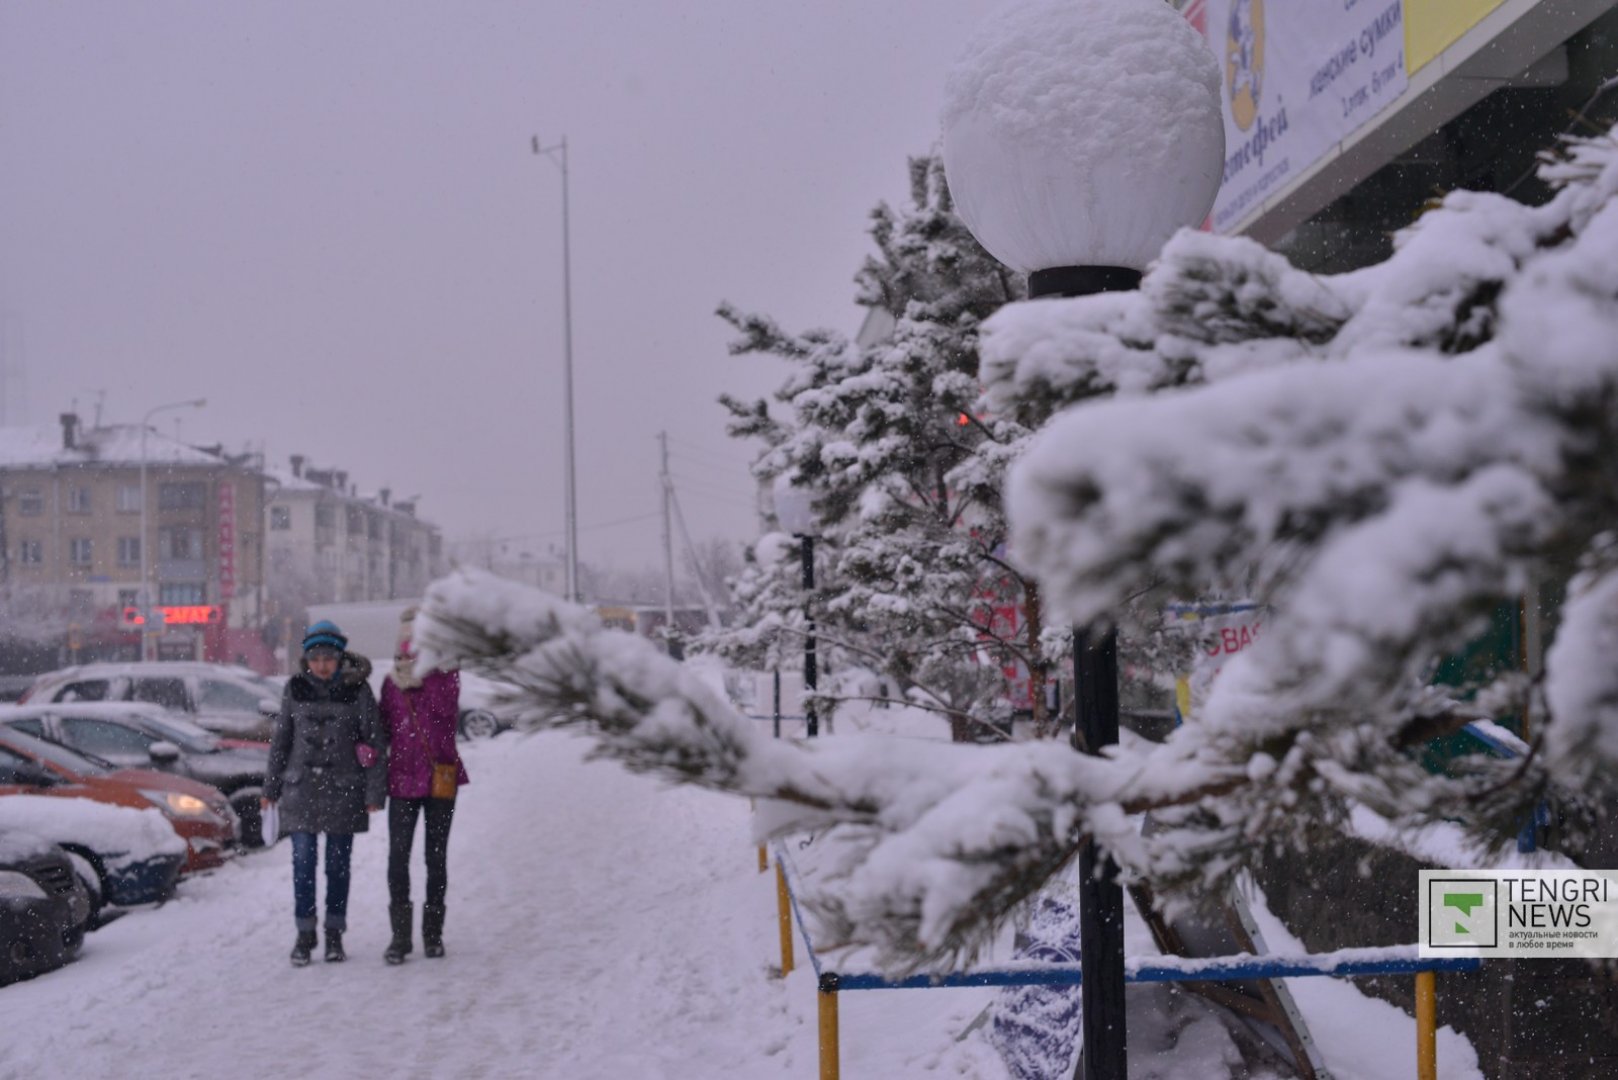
[1226,0,1265,132]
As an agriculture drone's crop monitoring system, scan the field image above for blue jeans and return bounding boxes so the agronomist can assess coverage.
[290,832,354,933]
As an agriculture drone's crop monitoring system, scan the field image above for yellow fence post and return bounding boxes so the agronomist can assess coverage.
[775,860,795,976]
[752,800,767,873]
[818,976,841,1080]
[1416,970,1437,1080]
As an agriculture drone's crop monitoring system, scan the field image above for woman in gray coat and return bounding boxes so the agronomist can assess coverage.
[262,621,389,966]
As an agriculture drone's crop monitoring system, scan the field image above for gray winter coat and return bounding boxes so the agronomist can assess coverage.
[264,654,388,836]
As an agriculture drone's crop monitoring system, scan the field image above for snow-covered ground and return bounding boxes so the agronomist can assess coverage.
[3,712,1482,1078]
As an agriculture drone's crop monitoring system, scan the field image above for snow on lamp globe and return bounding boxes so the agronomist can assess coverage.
[941,0,1225,299]
[940,2,1225,1077]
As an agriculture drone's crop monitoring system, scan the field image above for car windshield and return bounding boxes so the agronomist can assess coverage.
[136,713,220,753]
[0,726,113,776]
[196,677,269,715]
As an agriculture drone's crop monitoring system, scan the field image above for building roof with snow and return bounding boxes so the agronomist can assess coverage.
[0,419,236,470]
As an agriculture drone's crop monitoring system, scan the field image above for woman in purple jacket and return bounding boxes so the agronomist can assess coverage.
[378,640,469,964]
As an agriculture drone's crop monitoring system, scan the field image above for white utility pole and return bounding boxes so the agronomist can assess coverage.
[658,431,676,642]
[531,135,579,603]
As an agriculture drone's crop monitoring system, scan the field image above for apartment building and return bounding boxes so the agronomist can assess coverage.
[0,414,268,664]
[264,455,445,615]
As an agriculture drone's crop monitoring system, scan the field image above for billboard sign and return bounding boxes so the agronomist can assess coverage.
[1194,0,1410,232]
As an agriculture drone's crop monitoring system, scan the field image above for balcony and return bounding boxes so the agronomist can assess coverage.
[158,559,208,582]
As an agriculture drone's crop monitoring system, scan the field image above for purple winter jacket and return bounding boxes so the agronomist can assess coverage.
[379,669,470,799]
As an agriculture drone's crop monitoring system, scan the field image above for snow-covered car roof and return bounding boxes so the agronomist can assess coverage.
[29,661,270,686]
[0,702,174,722]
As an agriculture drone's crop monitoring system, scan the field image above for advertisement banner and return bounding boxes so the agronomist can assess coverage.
[1166,601,1263,723]
[1404,0,1506,72]
[1196,0,1410,232]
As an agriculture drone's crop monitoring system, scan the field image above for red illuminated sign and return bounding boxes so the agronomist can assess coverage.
[122,605,221,627]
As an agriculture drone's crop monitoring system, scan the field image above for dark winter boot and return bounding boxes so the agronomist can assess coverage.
[290,930,317,967]
[384,903,413,965]
[324,929,345,963]
[422,904,446,959]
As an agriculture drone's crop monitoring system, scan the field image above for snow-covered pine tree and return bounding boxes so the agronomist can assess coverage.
[706,156,1041,738]
[417,129,1618,974]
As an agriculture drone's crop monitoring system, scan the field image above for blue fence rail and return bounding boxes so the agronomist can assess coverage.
[770,843,1478,1080]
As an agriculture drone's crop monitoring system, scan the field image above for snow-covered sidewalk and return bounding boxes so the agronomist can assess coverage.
[2,731,1004,1079]
[4,719,1484,1078]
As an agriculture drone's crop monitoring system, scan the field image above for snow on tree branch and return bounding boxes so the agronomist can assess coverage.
[418,129,1618,974]
[415,567,1245,971]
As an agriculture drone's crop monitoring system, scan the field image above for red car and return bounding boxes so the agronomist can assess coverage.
[0,728,236,873]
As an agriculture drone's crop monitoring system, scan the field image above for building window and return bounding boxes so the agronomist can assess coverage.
[69,538,92,565]
[346,507,365,534]
[67,487,92,513]
[117,588,138,608]
[159,583,205,605]
[116,485,142,513]
[159,526,203,560]
[17,540,42,564]
[117,537,141,566]
[314,504,336,528]
[158,482,207,510]
[16,490,43,517]
[270,506,292,530]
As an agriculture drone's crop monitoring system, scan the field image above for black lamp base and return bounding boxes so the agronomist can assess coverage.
[1027,265,1142,300]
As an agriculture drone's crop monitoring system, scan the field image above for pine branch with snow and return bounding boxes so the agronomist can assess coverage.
[423,129,1618,974]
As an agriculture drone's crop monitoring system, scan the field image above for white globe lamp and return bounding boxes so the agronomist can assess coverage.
[771,473,817,537]
[941,0,1225,295]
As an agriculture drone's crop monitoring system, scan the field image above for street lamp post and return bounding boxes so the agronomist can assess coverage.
[531,135,580,604]
[941,2,1225,1077]
[139,398,206,661]
[772,475,819,738]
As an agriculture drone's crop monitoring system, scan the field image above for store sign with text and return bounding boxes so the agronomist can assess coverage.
[1191,0,1409,232]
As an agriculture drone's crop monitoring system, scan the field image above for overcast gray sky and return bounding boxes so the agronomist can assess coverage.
[0,0,1001,569]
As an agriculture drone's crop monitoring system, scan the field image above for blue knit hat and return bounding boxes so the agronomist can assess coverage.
[301,620,348,655]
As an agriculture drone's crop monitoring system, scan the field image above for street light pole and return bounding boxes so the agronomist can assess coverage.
[799,532,817,738]
[939,4,1225,1077]
[531,135,580,604]
[139,398,206,661]
[771,475,820,738]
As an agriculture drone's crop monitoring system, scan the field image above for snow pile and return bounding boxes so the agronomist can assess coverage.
[941,0,1223,272]
[0,795,185,871]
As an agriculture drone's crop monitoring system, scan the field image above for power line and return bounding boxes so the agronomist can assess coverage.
[466,511,662,545]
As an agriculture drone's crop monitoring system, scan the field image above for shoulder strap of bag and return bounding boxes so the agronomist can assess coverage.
[403,689,439,765]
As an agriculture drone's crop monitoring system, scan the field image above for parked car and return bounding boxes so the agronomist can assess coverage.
[0,704,270,849]
[0,675,36,703]
[0,796,185,914]
[0,829,91,985]
[457,671,511,739]
[0,728,236,873]
[22,662,281,742]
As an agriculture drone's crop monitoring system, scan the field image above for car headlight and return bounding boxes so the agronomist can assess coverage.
[0,870,48,900]
[142,789,212,818]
